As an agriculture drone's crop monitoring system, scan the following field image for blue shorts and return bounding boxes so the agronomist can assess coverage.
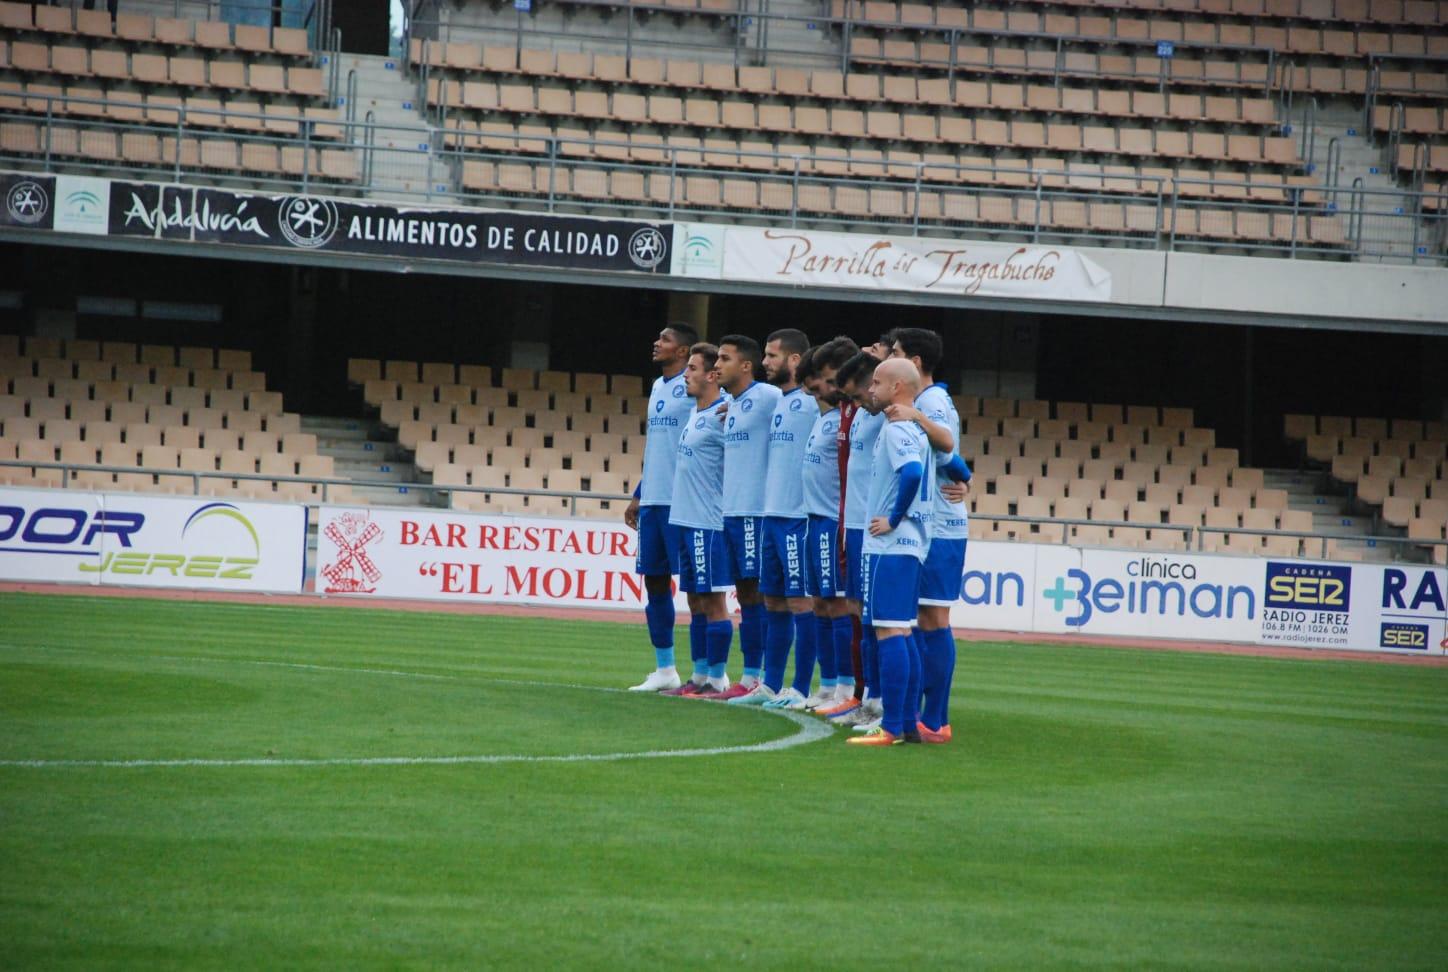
[806,515,843,599]
[723,515,762,580]
[862,552,921,629]
[759,515,808,598]
[844,527,865,602]
[675,525,733,594]
[919,537,968,606]
[636,504,680,576]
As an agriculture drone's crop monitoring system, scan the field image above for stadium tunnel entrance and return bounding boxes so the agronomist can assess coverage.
[3,239,1445,468]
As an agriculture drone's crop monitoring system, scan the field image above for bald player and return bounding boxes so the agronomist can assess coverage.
[847,357,933,746]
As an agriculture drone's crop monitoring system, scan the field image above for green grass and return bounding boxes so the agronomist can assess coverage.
[1,592,1445,970]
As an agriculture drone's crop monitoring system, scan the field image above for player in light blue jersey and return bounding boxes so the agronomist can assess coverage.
[829,350,887,727]
[729,328,819,709]
[794,336,860,713]
[712,335,782,700]
[848,358,933,746]
[886,328,974,743]
[625,323,699,693]
[661,343,736,698]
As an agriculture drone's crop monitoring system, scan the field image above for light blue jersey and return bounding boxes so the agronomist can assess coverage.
[722,381,782,517]
[844,409,886,530]
[639,370,694,507]
[762,387,818,519]
[863,420,934,561]
[917,382,969,540]
[801,407,842,519]
[669,397,727,530]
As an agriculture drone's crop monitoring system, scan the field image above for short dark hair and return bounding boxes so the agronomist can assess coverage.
[795,346,817,384]
[718,334,761,373]
[665,321,700,347]
[810,335,859,373]
[835,350,878,390]
[765,328,810,356]
[893,327,943,375]
[689,342,719,370]
[878,328,900,349]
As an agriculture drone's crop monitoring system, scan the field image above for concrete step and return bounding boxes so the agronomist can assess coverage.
[336,459,415,484]
[347,483,438,507]
[302,416,374,440]
[320,440,410,463]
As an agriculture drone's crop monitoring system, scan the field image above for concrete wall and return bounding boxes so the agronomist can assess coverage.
[1074,245,1448,328]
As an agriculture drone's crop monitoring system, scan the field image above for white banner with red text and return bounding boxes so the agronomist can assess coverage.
[679,224,1113,301]
[315,506,699,611]
[0,486,306,592]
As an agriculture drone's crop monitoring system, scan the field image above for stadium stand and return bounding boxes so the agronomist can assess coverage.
[0,333,353,501]
[0,2,356,183]
[1285,412,1448,564]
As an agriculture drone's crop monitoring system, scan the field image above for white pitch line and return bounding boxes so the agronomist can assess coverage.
[0,648,836,769]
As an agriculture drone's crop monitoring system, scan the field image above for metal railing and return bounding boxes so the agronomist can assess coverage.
[405,6,1280,90]
[3,93,1446,263]
[4,459,1444,563]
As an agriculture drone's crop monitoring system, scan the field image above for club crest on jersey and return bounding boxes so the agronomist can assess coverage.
[695,417,706,429]
[672,384,687,398]
[740,398,754,412]
[789,398,803,411]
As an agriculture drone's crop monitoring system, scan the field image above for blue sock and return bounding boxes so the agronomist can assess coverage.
[739,603,765,677]
[706,619,732,677]
[877,633,909,737]
[790,611,817,696]
[689,614,708,679]
[763,610,793,693]
[904,627,923,730]
[814,614,836,686]
[645,592,675,669]
[920,627,956,731]
[833,616,855,686]
[862,626,879,701]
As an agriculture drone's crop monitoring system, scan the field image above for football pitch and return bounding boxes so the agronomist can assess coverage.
[1,593,1445,970]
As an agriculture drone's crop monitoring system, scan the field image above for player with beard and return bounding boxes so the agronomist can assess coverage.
[661,343,735,697]
[709,335,781,699]
[783,336,859,713]
[818,350,886,726]
[728,328,817,708]
[625,323,699,693]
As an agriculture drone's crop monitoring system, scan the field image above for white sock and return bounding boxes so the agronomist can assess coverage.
[707,676,729,691]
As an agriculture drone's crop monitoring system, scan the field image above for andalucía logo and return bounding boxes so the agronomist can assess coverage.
[321,512,382,594]
[279,196,340,249]
[627,227,666,270]
[6,180,48,225]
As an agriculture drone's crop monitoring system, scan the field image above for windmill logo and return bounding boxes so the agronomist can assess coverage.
[321,512,383,593]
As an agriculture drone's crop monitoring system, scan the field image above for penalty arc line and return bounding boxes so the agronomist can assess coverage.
[0,649,836,769]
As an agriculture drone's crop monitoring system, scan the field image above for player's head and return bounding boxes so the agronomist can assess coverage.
[684,342,720,399]
[796,346,818,394]
[808,335,860,406]
[762,328,810,387]
[868,357,921,410]
[653,322,698,369]
[836,351,880,413]
[890,327,943,378]
[715,334,760,395]
[867,328,899,361]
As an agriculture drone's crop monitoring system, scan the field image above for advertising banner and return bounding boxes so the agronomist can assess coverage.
[316,505,693,610]
[713,226,1113,301]
[0,487,306,593]
[103,178,673,274]
[1,172,55,230]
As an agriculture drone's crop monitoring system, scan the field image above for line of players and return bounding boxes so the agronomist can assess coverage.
[623,323,972,746]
